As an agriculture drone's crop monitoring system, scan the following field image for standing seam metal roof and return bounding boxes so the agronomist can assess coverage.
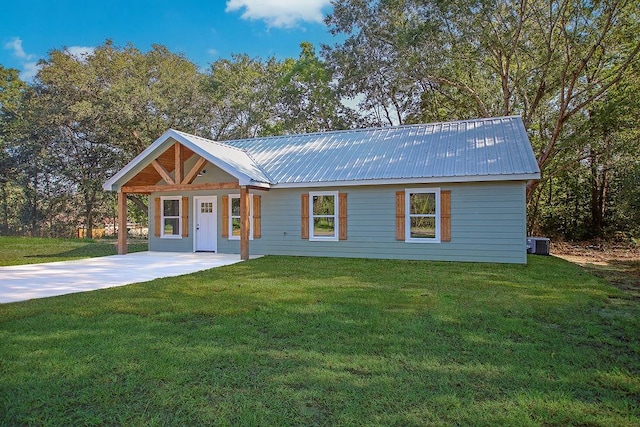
[218,115,539,184]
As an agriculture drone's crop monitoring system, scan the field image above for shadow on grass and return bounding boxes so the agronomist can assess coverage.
[24,242,148,260]
[578,259,640,299]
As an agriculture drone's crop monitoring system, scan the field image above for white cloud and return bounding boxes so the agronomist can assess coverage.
[20,61,42,81]
[3,36,39,80]
[225,0,331,28]
[4,36,34,60]
[64,46,96,62]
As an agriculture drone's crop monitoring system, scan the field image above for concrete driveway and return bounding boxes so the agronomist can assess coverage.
[0,252,254,304]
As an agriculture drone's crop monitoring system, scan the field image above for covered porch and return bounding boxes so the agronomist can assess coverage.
[103,130,271,260]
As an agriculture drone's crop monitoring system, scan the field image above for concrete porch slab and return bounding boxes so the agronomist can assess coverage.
[0,252,258,303]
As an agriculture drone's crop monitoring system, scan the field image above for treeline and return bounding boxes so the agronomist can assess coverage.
[1,0,639,241]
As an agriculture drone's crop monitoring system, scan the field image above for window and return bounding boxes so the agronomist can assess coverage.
[161,196,182,238]
[228,194,253,240]
[406,188,440,243]
[309,191,339,241]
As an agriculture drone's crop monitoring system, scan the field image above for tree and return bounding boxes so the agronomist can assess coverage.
[275,42,356,133]
[326,0,640,233]
[204,54,277,140]
[0,66,27,234]
[533,72,640,238]
[18,41,214,236]
[203,44,356,140]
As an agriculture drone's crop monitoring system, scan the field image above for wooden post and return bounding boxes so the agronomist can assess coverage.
[117,191,128,255]
[174,142,183,184]
[240,186,250,260]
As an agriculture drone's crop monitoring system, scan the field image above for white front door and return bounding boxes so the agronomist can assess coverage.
[195,196,217,252]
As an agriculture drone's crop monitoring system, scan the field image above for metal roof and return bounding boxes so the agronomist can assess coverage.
[104,116,540,191]
[223,116,539,185]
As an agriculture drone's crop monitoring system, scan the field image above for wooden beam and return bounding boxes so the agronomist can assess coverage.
[182,156,207,185]
[246,185,270,192]
[121,181,240,194]
[240,186,250,261]
[151,159,175,185]
[174,142,183,185]
[117,191,128,255]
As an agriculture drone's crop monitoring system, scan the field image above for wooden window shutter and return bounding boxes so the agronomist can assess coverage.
[181,196,189,237]
[339,193,347,240]
[396,191,405,240]
[221,196,229,238]
[301,193,309,239]
[154,197,161,237]
[253,195,261,239]
[441,190,451,242]
[182,197,189,237]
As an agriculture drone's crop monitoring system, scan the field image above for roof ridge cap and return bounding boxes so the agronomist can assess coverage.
[213,116,524,144]
[172,129,251,154]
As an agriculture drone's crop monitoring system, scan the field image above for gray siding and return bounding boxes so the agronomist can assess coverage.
[149,181,528,263]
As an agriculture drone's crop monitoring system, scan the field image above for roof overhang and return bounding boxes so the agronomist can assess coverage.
[270,173,541,189]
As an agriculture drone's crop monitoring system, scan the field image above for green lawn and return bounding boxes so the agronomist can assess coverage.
[0,237,148,266]
[0,253,638,425]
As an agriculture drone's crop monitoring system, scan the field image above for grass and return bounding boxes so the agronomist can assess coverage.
[0,237,148,266]
[0,251,638,425]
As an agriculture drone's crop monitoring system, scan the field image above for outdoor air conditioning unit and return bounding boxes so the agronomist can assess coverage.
[527,237,550,255]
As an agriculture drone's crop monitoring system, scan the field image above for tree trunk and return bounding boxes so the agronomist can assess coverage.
[83,188,98,240]
[0,181,8,235]
[31,167,38,237]
[127,194,149,216]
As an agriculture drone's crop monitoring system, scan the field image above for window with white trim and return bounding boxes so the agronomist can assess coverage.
[229,194,253,240]
[310,191,339,241]
[161,196,182,238]
[406,188,440,243]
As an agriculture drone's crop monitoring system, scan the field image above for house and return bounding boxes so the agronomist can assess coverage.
[103,116,540,263]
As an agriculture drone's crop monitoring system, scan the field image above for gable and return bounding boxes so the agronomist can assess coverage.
[103,129,271,192]
[123,142,197,188]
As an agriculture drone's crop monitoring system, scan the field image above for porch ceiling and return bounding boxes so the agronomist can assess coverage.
[123,144,196,187]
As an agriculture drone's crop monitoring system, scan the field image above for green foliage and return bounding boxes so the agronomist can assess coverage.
[0,66,27,235]
[2,40,357,237]
[2,8,639,241]
[0,255,638,425]
[530,72,640,237]
[326,0,640,239]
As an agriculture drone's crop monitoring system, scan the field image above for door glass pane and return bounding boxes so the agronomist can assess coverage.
[201,202,213,213]
[313,217,335,237]
[410,193,435,215]
[410,217,436,239]
[163,199,180,216]
[313,195,335,215]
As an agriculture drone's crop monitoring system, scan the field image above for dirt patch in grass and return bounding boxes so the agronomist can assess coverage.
[552,240,640,299]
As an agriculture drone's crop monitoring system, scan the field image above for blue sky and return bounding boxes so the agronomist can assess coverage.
[1,0,339,81]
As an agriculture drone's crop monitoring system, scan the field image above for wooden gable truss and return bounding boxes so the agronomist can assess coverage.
[117,141,259,260]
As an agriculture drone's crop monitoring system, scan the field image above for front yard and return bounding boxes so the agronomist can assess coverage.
[0,237,148,266]
[0,247,638,425]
